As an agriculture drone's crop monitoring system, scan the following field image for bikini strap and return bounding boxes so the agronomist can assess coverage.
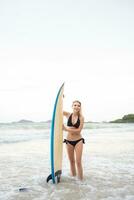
[63,139,68,144]
[82,138,85,144]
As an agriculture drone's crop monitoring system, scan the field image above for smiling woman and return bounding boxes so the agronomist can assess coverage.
[63,100,85,180]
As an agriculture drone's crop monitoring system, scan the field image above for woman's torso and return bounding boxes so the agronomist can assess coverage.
[67,113,82,140]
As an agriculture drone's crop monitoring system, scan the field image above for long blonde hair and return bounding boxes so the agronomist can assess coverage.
[72,100,83,117]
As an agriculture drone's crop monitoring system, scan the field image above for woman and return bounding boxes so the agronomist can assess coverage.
[63,100,84,180]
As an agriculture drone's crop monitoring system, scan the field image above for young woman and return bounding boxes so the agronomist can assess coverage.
[63,100,84,180]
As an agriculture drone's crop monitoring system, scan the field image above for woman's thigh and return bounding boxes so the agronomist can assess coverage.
[75,141,83,163]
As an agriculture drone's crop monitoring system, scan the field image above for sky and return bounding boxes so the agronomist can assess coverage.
[0,0,134,122]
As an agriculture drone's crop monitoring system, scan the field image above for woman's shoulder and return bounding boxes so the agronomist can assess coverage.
[79,115,84,122]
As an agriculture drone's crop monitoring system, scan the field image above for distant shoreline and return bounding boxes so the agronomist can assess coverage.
[0,119,49,125]
[109,114,134,123]
[0,114,134,124]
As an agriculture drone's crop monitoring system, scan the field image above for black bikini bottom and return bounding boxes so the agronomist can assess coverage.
[63,138,85,147]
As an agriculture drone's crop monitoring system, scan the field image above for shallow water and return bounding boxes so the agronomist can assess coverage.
[0,123,134,200]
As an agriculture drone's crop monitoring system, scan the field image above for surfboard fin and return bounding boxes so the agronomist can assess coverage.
[46,170,62,183]
[55,170,62,183]
[46,174,52,183]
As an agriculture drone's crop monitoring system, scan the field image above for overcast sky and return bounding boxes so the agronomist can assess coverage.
[0,0,134,122]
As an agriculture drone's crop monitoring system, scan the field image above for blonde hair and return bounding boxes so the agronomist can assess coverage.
[72,100,82,117]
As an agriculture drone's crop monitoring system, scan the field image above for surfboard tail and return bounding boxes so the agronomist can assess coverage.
[46,170,62,183]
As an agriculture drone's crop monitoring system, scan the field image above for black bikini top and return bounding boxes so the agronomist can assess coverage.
[67,113,80,128]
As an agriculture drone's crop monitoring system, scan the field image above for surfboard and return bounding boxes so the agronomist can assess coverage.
[46,83,64,184]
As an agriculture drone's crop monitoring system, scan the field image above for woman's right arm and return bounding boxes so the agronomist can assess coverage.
[63,111,70,118]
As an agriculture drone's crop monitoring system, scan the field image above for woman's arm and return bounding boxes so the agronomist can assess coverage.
[63,111,70,118]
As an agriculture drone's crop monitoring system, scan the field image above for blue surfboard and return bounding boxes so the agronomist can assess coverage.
[46,83,64,183]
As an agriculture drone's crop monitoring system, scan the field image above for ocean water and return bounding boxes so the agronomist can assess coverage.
[0,122,134,200]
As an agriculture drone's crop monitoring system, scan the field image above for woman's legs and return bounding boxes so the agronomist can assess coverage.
[75,140,83,180]
[66,143,76,176]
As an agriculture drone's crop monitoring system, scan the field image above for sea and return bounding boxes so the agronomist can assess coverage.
[0,122,134,200]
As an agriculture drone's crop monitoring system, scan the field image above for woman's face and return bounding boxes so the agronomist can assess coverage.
[72,101,81,113]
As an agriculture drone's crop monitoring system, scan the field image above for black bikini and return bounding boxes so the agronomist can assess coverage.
[63,138,85,147]
[63,113,85,147]
[67,113,80,128]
